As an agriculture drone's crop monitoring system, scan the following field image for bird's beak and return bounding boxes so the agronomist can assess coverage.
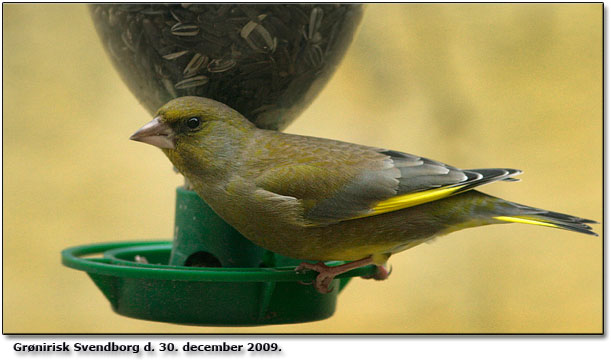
[130,117,176,149]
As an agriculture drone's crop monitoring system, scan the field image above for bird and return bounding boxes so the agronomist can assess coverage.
[130,96,598,293]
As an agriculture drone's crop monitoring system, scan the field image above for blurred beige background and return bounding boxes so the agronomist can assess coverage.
[3,4,601,333]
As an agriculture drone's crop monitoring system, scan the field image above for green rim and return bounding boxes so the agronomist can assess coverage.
[61,241,377,282]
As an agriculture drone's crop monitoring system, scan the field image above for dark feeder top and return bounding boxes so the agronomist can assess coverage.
[90,3,364,130]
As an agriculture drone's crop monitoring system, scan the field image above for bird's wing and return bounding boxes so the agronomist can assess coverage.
[248,132,521,225]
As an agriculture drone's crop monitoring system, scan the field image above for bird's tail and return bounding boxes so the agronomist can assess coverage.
[485,194,598,236]
[493,212,598,236]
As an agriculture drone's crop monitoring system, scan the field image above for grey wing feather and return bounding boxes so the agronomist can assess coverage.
[306,148,514,223]
[305,166,400,222]
[381,150,471,193]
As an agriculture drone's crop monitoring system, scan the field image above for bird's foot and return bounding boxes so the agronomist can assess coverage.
[296,256,377,294]
[361,263,391,280]
[296,262,337,293]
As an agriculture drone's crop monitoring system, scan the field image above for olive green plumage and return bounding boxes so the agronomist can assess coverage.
[130,96,597,291]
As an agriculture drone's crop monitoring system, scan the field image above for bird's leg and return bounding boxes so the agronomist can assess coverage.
[296,256,377,294]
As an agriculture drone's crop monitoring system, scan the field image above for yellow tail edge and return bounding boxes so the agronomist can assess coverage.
[493,215,560,229]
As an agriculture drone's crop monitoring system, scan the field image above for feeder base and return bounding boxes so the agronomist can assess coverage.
[62,241,376,326]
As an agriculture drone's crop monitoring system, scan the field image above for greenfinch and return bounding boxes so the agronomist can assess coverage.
[131,96,597,293]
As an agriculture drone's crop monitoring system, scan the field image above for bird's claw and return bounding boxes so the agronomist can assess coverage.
[295,262,335,293]
[361,264,392,281]
[314,273,334,294]
[295,257,385,293]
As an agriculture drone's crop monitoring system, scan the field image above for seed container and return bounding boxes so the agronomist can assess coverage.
[89,4,363,130]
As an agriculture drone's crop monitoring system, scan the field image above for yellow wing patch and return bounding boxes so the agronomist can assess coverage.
[493,216,560,229]
[350,184,466,220]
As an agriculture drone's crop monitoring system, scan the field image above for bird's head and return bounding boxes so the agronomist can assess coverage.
[130,96,256,177]
[130,96,254,150]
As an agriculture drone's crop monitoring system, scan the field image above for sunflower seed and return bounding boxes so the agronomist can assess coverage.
[162,49,189,60]
[183,53,207,77]
[207,58,236,73]
[162,77,178,97]
[240,14,277,53]
[170,9,182,22]
[308,7,324,40]
[216,4,232,16]
[174,75,209,89]
[240,14,266,38]
[171,23,199,36]
[121,29,136,52]
[140,8,166,16]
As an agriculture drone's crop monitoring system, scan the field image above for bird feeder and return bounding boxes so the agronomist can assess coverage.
[62,4,374,326]
[62,188,376,326]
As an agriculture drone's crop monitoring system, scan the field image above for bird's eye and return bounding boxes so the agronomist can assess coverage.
[185,117,201,130]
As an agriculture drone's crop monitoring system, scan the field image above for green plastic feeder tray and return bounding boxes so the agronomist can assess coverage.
[62,188,376,326]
